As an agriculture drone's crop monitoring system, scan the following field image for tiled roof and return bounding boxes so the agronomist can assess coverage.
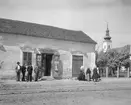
[0,18,96,44]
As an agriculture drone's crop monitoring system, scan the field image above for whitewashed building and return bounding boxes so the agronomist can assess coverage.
[0,18,97,78]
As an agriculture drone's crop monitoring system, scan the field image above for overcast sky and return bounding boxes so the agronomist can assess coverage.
[0,0,131,48]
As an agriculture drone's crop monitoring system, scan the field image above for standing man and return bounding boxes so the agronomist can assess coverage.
[27,63,33,82]
[15,62,21,81]
[34,62,41,81]
[21,63,26,81]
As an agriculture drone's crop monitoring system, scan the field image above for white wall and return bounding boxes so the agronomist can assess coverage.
[0,45,21,76]
[0,33,95,52]
[0,33,96,78]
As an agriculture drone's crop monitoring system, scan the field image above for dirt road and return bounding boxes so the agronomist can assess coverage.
[0,79,131,105]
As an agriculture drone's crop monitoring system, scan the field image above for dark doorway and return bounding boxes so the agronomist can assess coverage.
[36,53,53,76]
[44,54,53,76]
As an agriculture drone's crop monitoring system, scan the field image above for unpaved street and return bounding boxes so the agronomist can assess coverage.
[0,79,131,105]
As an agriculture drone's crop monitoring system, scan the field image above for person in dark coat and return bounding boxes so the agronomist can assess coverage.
[97,67,101,80]
[21,63,26,81]
[27,64,33,82]
[15,62,21,81]
[86,68,91,81]
[92,67,99,82]
[77,66,85,81]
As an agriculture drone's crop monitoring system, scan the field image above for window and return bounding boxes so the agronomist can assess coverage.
[23,52,32,65]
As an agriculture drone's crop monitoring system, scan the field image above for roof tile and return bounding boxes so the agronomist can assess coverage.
[0,18,97,44]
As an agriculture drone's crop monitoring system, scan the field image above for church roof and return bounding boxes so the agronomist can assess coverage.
[0,18,97,44]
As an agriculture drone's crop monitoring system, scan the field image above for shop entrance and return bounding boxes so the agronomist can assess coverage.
[44,54,53,76]
[36,53,53,76]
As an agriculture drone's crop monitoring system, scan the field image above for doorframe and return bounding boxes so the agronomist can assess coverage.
[72,54,84,64]
[36,53,53,76]
[72,54,84,77]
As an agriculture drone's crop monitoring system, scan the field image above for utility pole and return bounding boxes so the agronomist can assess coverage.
[117,66,120,78]
[106,66,108,78]
[128,56,131,78]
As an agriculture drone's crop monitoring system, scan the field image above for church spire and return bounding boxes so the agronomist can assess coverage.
[107,22,109,30]
[104,22,111,40]
[102,22,112,52]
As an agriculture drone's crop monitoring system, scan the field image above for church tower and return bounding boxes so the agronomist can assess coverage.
[103,23,112,52]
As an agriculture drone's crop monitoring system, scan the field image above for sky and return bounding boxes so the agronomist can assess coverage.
[0,0,131,49]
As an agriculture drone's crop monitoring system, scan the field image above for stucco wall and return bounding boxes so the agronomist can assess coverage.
[0,45,21,76]
[0,33,96,78]
[58,50,72,78]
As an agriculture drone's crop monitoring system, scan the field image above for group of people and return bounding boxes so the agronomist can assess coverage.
[15,62,40,82]
[78,66,101,82]
[15,61,100,82]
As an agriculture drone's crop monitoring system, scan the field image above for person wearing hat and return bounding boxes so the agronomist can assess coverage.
[21,63,26,81]
[15,62,21,81]
[27,63,33,82]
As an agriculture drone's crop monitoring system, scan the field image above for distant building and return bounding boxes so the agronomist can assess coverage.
[0,18,97,78]
[102,23,112,52]
[97,23,131,77]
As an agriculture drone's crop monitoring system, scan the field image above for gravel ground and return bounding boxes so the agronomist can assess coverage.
[0,79,131,105]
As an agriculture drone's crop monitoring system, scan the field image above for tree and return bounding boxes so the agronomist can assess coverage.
[96,51,107,68]
[95,45,131,77]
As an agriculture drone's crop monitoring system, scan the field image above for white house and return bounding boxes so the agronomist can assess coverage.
[0,18,97,78]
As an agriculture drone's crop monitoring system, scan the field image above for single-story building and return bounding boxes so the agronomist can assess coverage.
[0,18,97,78]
